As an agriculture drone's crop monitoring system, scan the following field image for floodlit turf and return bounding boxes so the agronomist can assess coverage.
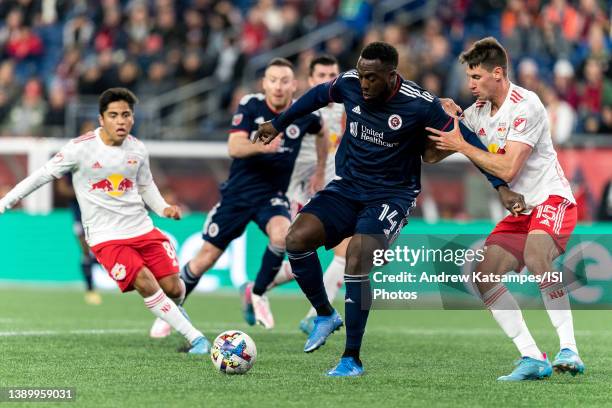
[0,287,610,407]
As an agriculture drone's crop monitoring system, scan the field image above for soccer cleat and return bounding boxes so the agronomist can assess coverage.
[326,357,364,377]
[149,317,172,339]
[303,310,343,353]
[552,348,585,376]
[252,293,275,329]
[188,336,211,355]
[240,282,256,326]
[84,291,102,305]
[299,316,316,335]
[497,355,552,381]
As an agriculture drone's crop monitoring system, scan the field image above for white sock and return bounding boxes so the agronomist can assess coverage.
[170,279,186,306]
[305,256,345,319]
[267,260,295,290]
[539,281,578,353]
[483,284,543,360]
[144,289,202,344]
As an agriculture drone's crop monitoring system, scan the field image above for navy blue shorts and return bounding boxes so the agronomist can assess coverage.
[203,194,291,250]
[300,182,415,250]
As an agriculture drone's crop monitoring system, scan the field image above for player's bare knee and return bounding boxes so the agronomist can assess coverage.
[523,249,549,275]
[133,267,160,297]
[160,275,182,298]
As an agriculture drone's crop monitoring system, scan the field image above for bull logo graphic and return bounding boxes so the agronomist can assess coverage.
[90,173,135,197]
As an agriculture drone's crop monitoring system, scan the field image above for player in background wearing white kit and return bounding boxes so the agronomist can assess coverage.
[265,55,348,334]
[427,37,584,380]
[0,88,210,355]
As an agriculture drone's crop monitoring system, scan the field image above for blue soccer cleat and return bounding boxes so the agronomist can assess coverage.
[552,348,585,376]
[327,357,364,377]
[188,336,211,355]
[240,282,256,326]
[303,310,343,353]
[497,355,552,381]
[299,316,316,335]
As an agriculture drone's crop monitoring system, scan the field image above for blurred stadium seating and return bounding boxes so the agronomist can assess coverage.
[0,0,610,220]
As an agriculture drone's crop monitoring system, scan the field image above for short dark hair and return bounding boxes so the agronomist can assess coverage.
[266,57,294,71]
[309,54,339,76]
[360,42,398,70]
[99,88,138,115]
[459,37,508,75]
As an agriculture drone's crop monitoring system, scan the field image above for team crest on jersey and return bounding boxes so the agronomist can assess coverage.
[497,122,507,137]
[513,117,527,132]
[126,155,139,166]
[350,122,358,137]
[208,222,219,237]
[285,124,300,139]
[232,113,243,126]
[111,263,127,281]
[388,114,402,130]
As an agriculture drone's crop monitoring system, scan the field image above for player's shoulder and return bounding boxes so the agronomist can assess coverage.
[125,134,146,150]
[335,70,359,86]
[238,93,266,107]
[509,84,544,113]
[397,79,435,105]
[70,130,97,145]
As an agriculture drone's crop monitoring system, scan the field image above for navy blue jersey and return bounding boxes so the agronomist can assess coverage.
[272,70,506,202]
[222,93,322,203]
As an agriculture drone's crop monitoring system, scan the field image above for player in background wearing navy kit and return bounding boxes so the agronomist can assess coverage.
[57,175,102,305]
[427,37,584,381]
[254,42,525,377]
[266,55,348,335]
[149,58,327,337]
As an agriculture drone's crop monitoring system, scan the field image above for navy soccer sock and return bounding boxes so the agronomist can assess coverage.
[253,244,285,296]
[342,274,372,365]
[181,263,201,299]
[81,255,94,291]
[287,250,333,316]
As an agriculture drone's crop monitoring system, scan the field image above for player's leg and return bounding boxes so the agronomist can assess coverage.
[327,200,409,377]
[475,244,551,381]
[523,198,582,375]
[300,237,348,334]
[134,267,209,354]
[77,233,101,305]
[181,201,251,300]
[249,215,290,329]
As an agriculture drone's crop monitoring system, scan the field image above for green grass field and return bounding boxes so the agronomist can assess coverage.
[1,287,610,407]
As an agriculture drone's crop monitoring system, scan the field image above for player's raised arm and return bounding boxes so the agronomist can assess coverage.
[253,81,340,145]
[0,143,77,214]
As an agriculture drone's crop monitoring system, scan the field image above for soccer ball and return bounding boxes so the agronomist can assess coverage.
[210,330,257,374]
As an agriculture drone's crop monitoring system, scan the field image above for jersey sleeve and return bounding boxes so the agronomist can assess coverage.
[136,148,154,187]
[43,140,79,178]
[425,99,507,189]
[305,111,323,134]
[505,102,544,147]
[230,99,256,134]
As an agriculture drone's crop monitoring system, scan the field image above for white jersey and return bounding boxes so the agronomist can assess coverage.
[462,82,575,211]
[287,102,345,204]
[1,128,168,246]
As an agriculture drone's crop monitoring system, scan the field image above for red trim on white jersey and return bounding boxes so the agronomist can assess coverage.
[510,90,523,103]
[73,132,96,144]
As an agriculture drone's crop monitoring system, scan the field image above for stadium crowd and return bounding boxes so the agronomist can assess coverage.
[0,0,609,141]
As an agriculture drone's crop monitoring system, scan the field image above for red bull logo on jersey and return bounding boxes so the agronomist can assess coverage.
[90,173,135,197]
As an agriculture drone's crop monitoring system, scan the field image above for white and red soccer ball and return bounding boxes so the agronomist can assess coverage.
[210,330,257,374]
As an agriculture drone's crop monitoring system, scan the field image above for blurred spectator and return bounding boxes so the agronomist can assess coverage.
[43,84,67,137]
[2,77,47,136]
[578,58,603,117]
[63,11,94,50]
[93,6,127,52]
[541,85,576,145]
[517,58,542,93]
[116,60,140,90]
[541,0,583,43]
[597,180,612,220]
[553,59,580,109]
[241,7,268,55]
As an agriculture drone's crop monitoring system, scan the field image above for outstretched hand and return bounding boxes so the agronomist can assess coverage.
[252,121,282,145]
[439,98,463,118]
[163,205,182,220]
[426,117,467,152]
